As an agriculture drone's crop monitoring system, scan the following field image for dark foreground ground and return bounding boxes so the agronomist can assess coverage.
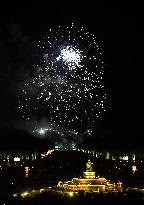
[1,190,144,205]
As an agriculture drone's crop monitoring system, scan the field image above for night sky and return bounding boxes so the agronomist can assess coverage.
[0,2,144,148]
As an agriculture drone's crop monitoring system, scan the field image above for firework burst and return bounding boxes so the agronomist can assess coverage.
[18,23,106,141]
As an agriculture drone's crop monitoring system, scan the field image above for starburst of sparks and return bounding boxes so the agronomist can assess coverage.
[56,45,83,69]
[18,23,107,143]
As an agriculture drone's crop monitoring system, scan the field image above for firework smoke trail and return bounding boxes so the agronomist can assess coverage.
[18,23,106,145]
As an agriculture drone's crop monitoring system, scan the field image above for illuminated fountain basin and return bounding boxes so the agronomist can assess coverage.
[57,160,123,192]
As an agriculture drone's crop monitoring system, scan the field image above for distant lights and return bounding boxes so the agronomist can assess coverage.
[132,155,136,161]
[14,157,20,162]
[25,166,30,178]
[122,156,128,161]
[13,193,17,197]
[21,192,29,197]
[68,192,74,197]
[40,188,45,193]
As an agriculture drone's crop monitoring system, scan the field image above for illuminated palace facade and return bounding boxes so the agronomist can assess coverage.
[57,160,122,192]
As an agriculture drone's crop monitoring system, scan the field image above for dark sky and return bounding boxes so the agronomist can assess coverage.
[0,2,144,147]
